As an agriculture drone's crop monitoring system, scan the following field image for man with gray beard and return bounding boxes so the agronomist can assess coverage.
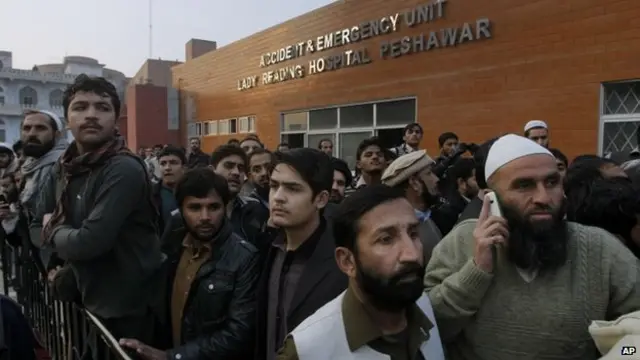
[20,110,68,215]
[424,134,640,360]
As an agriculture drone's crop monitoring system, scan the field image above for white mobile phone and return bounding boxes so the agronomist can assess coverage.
[484,192,503,218]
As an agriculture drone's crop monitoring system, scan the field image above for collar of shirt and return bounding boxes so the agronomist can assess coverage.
[355,176,368,189]
[181,234,212,260]
[341,287,432,352]
[414,209,431,222]
[271,217,326,260]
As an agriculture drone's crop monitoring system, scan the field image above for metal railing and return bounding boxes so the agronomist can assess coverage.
[0,240,132,360]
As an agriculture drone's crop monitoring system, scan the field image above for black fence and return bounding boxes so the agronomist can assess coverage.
[0,240,131,360]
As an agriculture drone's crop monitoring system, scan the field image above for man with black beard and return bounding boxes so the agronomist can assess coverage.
[276,184,445,360]
[424,134,640,360]
[19,110,68,215]
[381,150,442,262]
[247,148,274,209]
[120,168,259,360]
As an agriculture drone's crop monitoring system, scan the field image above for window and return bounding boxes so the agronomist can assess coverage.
[205,121,218,135]
[309,109,337,130]
[600,81,640,155]
[0,119,5,142]
[279,98,416,165]
[376,99,416,126]
[20,86,38,106]
[340,132,374,170]
[341,104,373,128]
[187,123,203,137]
[49,89,64,107]
[229,118,237,133]
[282,112,307,131]
[240,116,256,133]
[219,119,230,135]
[281,133,304,148]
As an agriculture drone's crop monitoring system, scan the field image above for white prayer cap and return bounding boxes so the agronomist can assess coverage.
[0,142,14,155]
[524,120,548,132]
[484,134,553,182]
[24,110,64,131]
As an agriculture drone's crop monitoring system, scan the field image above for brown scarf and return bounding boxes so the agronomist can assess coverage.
[41,131,135,244]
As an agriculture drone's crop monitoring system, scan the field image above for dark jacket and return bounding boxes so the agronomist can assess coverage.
[230,196,270,252]
[160,218,259,360]
[151,181,178,236]
[457,195,483,225]
[254,219,348,360]
[187,150,210,169]
[30,155,165,319]
[0,295,40,360]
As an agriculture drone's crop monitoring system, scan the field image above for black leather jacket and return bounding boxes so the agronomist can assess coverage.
[161,216,259,360]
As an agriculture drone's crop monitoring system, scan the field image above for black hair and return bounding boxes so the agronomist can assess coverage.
[331,157,353,187]
[564,157,614,208]
[438,132,458,148]
[473,137,499,190]
[566,177,640,257]
[174,168,231,208]
[317,138,333,149]
[356,136,385,161]
[63,74,121,120]
[274,148,333,197]
[572,154,601,164]
[248,147,275,165]
[240,135,264,148]
[211,144,248,170]
[153,144,163,149]
[549,148,568,167]
[332,184,406,251]
[449,158,475,183]
[403,123,423,135]
[227,138,240,145]
[158,146,186,165]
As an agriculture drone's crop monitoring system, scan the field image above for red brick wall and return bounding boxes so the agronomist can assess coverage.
[126,84,180,151]
[172,0,640,159]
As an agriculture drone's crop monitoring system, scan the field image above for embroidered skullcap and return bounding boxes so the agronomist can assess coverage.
[484,134,553,182]
[382,150,434,187]
[524,120,548,132]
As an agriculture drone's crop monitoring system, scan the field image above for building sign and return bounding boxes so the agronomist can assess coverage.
[237,0,492,91]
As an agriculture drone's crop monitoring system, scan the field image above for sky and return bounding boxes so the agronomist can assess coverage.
[2,0,334,76]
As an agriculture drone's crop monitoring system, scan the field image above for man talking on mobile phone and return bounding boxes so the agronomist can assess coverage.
[423,134,640,360]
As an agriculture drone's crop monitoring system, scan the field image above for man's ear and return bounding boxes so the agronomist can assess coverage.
[335,247,356,278]
[314,190,329,210]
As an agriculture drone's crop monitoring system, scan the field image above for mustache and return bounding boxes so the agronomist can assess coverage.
[80,123,102,130]
[24,138,42,145]
[389,263,425,283]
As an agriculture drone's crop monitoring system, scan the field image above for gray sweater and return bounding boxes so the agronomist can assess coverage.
[31,155,164,318]
[424,220,640,360]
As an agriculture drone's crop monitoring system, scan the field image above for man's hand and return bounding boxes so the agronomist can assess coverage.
[43,213,53,227]
[119,339,167,360]
[47,266,62,284]
[473,193,509,273]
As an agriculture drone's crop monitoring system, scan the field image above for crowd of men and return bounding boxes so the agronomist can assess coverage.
[1,73,640,360]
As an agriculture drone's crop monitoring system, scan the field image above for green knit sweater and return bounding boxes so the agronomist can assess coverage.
[424,220,640,360]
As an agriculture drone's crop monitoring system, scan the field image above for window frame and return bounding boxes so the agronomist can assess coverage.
[280,96,417,161]
[599,80,640,155]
